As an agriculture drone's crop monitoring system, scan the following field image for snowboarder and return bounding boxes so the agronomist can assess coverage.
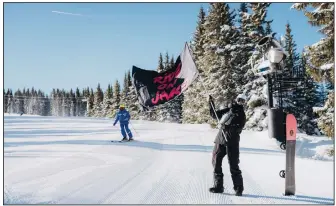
[113,104,133,141]
[208,94,247,196]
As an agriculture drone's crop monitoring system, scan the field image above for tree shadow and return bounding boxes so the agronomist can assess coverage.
[223,192,334,204]
[4,129,116,138]
[4,139,283,156]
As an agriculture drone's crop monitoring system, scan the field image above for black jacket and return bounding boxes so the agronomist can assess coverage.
[209,98,246,145]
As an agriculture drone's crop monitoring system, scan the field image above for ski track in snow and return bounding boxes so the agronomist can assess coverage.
[4,114,334,204]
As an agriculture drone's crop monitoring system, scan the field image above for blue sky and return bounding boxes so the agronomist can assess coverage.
[4,3,323,94]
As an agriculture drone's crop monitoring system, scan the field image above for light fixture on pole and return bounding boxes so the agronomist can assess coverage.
[266,47,285,64]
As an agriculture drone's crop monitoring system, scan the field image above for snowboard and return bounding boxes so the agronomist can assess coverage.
[283,113,297,196]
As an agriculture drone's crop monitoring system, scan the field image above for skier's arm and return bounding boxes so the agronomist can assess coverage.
[113,112,120,125]
[209,96,230,120]
[235,112,246,134]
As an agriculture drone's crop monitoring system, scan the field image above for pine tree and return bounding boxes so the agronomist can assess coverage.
[122,72,129,96]
[87,89,94,117]
[199,3,239,126]
[157,53,164,73]
[127,71,132,88]
[240,3,272,131]
[292,3,334,83]
[4,88,9,113]
[123,70,141,120]
[191,6,206,63]
[238,3,248,31]
[62,90,71,117]
[265,20,273,35]
[302,55,320,134]
[164,52,170,70]
[103,84,114,117]
[75,87,85,116]
[111,80,121,118]
[282,22,302,120]
[182,6,207,124]
[292,3,334,138]
[7,89,14,114]
[93,83,104,117]
[169,56,175,70]
[248,3,272,39]
[68,89,75,116]
[284,22,300,77]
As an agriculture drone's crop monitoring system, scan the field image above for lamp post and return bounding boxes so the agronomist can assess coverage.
[250,34,288,143]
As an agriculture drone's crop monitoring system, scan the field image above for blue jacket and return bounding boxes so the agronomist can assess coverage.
[114,109,130,125]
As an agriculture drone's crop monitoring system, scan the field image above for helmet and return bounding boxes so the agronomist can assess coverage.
[119,104,125,108]
[236,94,247,101]
[236,94,247,104]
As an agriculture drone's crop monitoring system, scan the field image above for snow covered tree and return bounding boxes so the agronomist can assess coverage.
[292,3,334,138]
[87,89,94,117]
[236,3,258,92]
[292,3,334,84]
[92,83,104,117]
[191,6,206,62]
[199,3,240,127]
[103,84,114,117]
[69,89,76,117]
[182,6,207,124]
[265,20,273,35]
[281,22,302,120]
[50,89,57,116]
[247,3,272,39]
[123,70,141,120]
[110,80,121,118]
[61,91,71,117]
[164,52,170,71]
[238,3,248,31]
[75,87,86,116]
[240,3,272,131]
[283,22,300,77]
[157,53,164,73]
[169,56,175,69]
[302,81,320,135]
[122,72,130,96]
[4,89,10,113]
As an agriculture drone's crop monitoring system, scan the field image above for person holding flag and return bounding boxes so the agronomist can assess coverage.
[208,94,247,196]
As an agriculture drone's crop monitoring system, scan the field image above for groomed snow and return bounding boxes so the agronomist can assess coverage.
[4,113,334,204]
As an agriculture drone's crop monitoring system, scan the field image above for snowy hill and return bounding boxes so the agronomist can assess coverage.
[4,114,334,204]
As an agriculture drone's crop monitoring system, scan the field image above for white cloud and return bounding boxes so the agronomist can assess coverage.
[51,10,84,16]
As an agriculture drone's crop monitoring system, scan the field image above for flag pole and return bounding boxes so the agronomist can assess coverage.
[185,42,228,143]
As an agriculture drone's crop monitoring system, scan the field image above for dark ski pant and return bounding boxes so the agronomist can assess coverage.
[120,123,133,138]
[212,141,243,190]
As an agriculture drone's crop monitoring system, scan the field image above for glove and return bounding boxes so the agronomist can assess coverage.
[207,95,213,102]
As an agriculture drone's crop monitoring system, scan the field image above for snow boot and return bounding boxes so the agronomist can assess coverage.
[209,187,224,193]
[129,137,134,141]
[234,186,243,196]
[121,137,128,141]
[209,174,224,193]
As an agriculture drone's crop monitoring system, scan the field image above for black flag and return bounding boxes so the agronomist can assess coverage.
[132,42,199,110]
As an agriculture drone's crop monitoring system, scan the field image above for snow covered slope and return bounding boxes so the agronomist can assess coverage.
[4,114,334,204]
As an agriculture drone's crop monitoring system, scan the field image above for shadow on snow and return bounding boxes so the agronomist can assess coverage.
[4,139,283,156]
